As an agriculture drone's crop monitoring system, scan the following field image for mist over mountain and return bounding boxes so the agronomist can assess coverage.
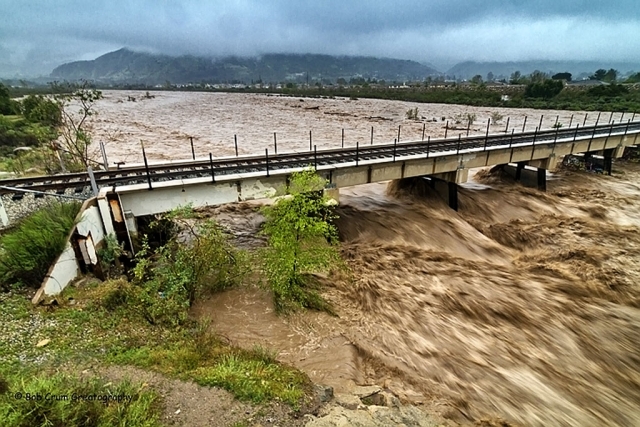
[447,60,640,81]
[50,48,441,85]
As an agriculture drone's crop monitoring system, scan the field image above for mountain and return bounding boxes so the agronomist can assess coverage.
[446,61,640,81]
[50,48,441,85]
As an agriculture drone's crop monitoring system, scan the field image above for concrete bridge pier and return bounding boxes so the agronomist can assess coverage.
[427,169,468,211]
[496,155,557,191]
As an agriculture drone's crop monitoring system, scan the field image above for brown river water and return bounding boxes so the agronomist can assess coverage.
[193,163,640,427]
[93,91,639,425]
[87,90,614,164]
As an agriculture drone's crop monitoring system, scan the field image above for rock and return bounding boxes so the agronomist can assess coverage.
[380,391,400,408]
[361,392,386,406]
[314,384,334,402]
[36,339,51,347]
[334,393,363,410]
[353,385,381,399]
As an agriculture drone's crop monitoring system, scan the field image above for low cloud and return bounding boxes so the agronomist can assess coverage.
[1,0,639,77]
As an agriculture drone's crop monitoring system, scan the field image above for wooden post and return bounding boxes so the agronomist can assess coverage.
[190,136,195,160]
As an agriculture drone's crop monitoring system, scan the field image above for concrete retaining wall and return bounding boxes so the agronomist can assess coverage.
[32,197,108,303]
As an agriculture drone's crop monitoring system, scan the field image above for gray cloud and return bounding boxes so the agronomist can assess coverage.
[1,0,639,77]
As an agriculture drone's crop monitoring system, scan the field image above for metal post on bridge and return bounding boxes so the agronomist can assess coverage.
[522,116,527,133]
[309,130,312,151]
[538,115,544,131]
[234,135,238,157]
[554,115,559,128]
[445,121,449,139]
[509,129,515,148]
[273,132,277,155]
[141,142,152,191]
[625,119,631,136]
[314,145,318,170]
[422,123,426,141]
[426,136,431,158]
[342,128,344,148]
[370,126,374,145]
[190,136,195,160]
[583,114,588,127]
[632,111,637,122]
[356,141,359,166]
[99,141,109,171]
[533,127,538,146]
[595,112,601,126]
[484,118,490,150]
[87,166,99,197]
[397,125,401,143]
[393,139,397,162]
[608,111,614,123]
[620,112,625,123]
[209,153,215,182]
[569,114,574,128]
[504,117,510,134]
[265,148,270,177]
[457,134,461,154]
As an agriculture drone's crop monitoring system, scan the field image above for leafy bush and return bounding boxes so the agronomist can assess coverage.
[524,79,564,99]
[0,371,162,427]
[0,202,80,290]
[129,207,248,326]
[21,95,62,126]
[259,169,341,313]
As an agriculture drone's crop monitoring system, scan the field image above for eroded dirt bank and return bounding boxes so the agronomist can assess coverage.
[193,161,640,426]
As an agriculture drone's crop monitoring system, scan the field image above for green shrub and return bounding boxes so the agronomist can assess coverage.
[0,371,162,427]
[0,202,81,290]
[259,169,341,313]
[130,207,249,326]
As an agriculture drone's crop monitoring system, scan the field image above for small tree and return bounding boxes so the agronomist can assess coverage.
[52,81,102,171]
[260,169,340,313]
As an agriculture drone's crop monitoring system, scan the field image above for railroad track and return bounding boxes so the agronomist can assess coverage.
[2,121,639,198]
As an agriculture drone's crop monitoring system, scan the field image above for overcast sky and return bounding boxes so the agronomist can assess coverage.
[1,0,639,77]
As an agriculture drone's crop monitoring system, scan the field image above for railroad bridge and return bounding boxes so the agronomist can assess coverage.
[16,119,639,301]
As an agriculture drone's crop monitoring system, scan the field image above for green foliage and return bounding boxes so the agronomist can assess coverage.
[552,72,572,81]
[626,72,640,83]
[260,169,340,313]
[129,206,248,326]
[21,95,62,126]
[490,111,504,124]
[0,202,80,290]
[0,83,19,115]
[0,370,162,427]
[96,233,124,279]
[587,84,629,98]
[524,79,564,99]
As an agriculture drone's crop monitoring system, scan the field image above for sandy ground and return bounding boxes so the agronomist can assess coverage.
[85,91,617,165]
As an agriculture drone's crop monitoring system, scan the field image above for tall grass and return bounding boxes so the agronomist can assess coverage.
[0,202,80,290]
[0,370,162,427]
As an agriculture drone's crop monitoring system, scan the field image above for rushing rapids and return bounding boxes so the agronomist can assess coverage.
[193,161,640,426]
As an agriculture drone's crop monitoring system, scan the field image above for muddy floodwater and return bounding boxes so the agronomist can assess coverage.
[94,91,640,425]
[193,162,640,427]
[89,90,613,165]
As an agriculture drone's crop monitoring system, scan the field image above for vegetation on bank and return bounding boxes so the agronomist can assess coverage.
[0,81,101,176]
[260,169,341,313]
[0,369,163,427]
[0,188,341,424]
[0,202,81,291]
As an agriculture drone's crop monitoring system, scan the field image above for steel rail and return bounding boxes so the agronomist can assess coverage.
[2,121,639,196]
